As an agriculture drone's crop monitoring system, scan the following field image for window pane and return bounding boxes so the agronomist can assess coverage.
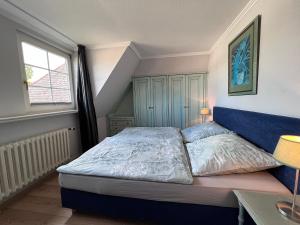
[22,42,48,68]
[20,37,73,106]
[52,88,71,103]
[48,52,68,73]
[28,86,52,103]
[26,65,50,88]
[50,72,70,89]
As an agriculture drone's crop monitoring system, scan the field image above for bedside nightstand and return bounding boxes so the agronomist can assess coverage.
[234,190,298,225]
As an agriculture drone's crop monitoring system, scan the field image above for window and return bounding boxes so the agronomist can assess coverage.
[19,35,73,105]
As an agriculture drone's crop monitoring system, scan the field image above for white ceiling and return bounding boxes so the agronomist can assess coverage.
[7,0,250,58]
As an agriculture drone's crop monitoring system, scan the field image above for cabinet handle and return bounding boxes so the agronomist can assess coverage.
[184,106,189,109]
[148,106,154,109]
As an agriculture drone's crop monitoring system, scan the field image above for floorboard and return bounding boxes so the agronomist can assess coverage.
[0,173,154,225]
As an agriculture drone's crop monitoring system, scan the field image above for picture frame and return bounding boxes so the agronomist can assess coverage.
[228,15,261,96]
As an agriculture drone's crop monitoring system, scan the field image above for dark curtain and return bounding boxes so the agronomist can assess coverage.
[77,45,99,152]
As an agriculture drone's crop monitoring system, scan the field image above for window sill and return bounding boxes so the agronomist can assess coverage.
[0,110,78,124]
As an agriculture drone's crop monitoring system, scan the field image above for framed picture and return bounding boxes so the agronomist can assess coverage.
[228,15,261,96]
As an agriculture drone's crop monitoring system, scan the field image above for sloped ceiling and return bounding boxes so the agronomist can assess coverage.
[5,0,250,58]
[0,0,252,119]
[88,46,140,117]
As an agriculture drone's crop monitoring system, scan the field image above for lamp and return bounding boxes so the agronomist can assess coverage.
[200,108,210,123]
[273,135,300,223]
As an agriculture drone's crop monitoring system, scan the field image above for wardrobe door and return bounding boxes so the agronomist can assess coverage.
[133,77,151,126]
[168,75,186,129]
[185,74,205,127]
[150,76,168,127]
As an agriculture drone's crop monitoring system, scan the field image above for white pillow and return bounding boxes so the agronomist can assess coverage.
[186,133,281,176]
[181,121,231,143]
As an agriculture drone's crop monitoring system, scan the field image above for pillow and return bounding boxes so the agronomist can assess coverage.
[181,121,231,143]
[186,133,281,176]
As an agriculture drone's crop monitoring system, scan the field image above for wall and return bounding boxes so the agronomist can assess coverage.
[112,84,134,116]
[94,47,139,117]
[208,0,300,118]
[0,114,81,157]
[134,54,209,76]
[97,117,108,143]
[0,14,81,157]
[0,15,27,117]
[87,46,126,98]
[88,46,140,140]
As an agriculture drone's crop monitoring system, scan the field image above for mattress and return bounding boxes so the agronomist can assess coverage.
[57,127,193,184]
[59,171,291,208]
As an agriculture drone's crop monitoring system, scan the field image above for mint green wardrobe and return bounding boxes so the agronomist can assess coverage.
[185,74,206,127]
[133,77,151,126]
[134,74,206,128]
[150,76,168,127]
[168,75,186,129]
[133,76,168,127]
[168,74,205,129]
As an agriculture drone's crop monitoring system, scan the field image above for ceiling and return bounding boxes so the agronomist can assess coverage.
[7,0,250,58]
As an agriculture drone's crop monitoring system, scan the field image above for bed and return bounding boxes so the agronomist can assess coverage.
[57,127,193,184]
[58,107,300,225]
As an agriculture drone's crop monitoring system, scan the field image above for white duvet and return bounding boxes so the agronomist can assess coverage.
[57,127,193,184]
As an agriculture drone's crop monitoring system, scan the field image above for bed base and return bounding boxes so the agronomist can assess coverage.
[61,188,255,225]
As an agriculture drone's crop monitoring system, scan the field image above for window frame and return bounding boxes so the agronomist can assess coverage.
[17,32,76,113]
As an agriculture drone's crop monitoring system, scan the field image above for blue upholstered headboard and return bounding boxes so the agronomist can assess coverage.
[213,106,300,193]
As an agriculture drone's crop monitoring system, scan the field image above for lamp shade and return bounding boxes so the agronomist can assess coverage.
[273,135,300,169]
[200,108,210,115]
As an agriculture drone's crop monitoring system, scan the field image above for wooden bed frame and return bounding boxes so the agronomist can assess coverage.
[60,106,300,225]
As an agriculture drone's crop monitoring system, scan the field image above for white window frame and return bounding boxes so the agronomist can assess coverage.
[17,32,76,113]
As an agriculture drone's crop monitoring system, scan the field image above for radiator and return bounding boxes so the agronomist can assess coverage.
[0,128,70,203]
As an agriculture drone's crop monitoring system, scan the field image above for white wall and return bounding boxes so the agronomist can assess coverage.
[0,114,81,158]
[134,54,209,76]
[113,85,134,116]
[0,15,27,117]
[87,46,126,98]
[88,46,140,140]
[94,47,139,117]
[87,46,126,141]
[97,116,108,142]
[0,14,81,157]
[208,0,300,118]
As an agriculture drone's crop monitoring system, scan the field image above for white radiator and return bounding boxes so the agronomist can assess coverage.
[0,128,70,203]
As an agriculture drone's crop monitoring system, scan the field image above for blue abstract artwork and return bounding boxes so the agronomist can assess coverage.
[228,15,260,95]
[231,35,250,87]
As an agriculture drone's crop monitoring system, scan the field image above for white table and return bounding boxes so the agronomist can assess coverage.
[234,190,299,225]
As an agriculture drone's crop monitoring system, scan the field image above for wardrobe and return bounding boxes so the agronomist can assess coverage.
[133,73,207,129]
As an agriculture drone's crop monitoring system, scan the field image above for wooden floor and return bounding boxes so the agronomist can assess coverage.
[0,173,153,225]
